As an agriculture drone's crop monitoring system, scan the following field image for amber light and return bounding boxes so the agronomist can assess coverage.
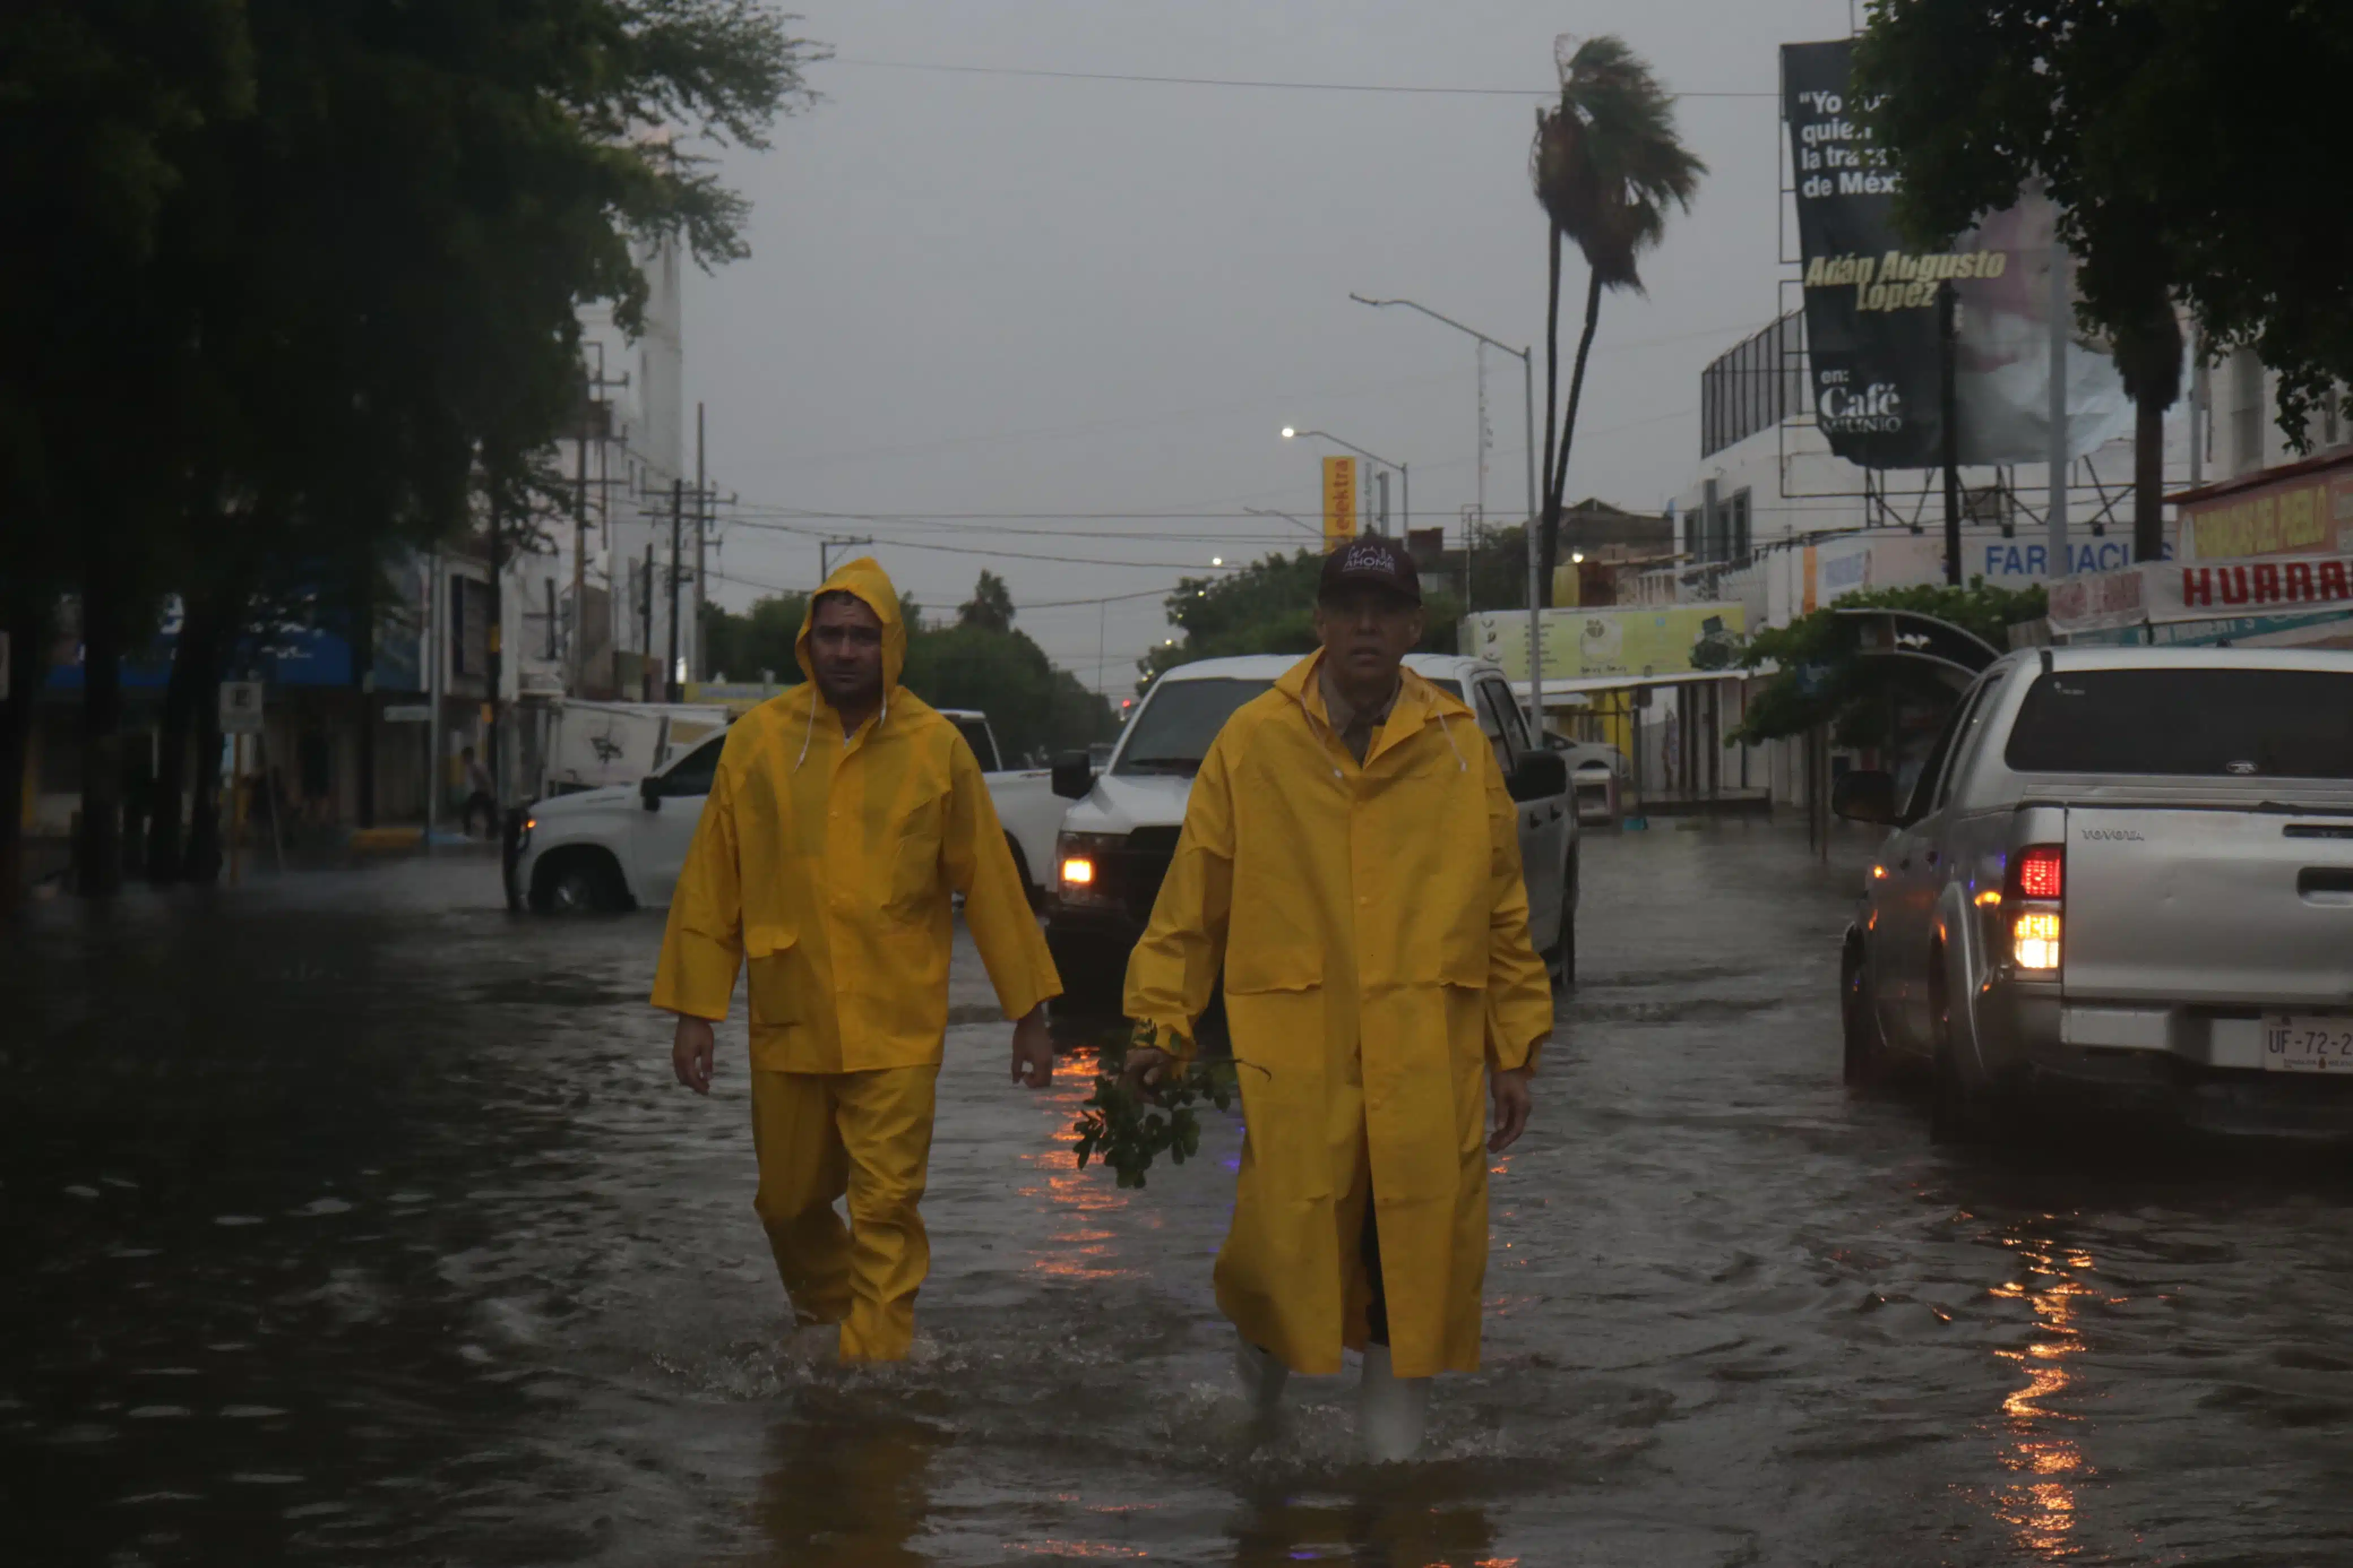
[2017,846,2065,902]
[2014,911,2062,971]
[1061,858,1096,887]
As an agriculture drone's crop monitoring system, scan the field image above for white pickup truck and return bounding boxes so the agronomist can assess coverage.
[505,703,1066,913]
[1042,652,1579,1009]
[1835,646,2353,1139]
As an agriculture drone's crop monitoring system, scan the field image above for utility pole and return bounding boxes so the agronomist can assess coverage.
[666,478,684,702]
[572,353,629,696]
[640,541,654,697]
[821,534,876,581]
[2047,242,2071,579]
[1940,283,1964,586]
[693,403,707,686]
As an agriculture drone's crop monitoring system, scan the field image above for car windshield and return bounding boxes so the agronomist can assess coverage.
[1113,678,1273,776]
[2006,668,2353,778]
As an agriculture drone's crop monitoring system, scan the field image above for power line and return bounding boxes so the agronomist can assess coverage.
[829,58,1776,100]
[717,516,1248,572]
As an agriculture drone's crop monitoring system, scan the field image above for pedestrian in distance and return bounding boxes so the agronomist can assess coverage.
[654,558,1062,1363]
[1122,535,1554,1462]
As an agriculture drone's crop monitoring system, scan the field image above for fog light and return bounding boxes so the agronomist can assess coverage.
[2014,911,2061,970]
[1061,858,1096,887]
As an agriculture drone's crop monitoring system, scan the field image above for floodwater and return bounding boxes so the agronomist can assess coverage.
[9,827,2353,1566]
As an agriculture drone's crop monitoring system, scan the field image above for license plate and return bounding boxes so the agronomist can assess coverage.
[2263,1016,2353,1073]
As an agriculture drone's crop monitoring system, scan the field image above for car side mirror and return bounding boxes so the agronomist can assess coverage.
[1050,752,1096,801]
[1831,769,1898,826]
[638,775,662,812]
[1506,750,1569,804]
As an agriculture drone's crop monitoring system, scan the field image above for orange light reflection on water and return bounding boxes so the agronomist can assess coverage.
[1981,1230,2121,1558]
[1019,1053,1137,1281]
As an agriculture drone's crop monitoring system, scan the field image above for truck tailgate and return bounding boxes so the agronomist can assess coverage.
[2064,807,2353,1008]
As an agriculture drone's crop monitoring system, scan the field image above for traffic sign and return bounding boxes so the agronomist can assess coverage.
[219,680,265,735]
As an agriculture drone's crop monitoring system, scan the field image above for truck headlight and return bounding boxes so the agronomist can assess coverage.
[1056,832,1122,902]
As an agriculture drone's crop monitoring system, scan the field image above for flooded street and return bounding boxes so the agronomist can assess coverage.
[11,825,2353,1566]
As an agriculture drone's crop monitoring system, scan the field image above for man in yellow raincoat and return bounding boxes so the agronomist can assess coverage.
[1123,536,1553,1461]
[653,558,1062,1363]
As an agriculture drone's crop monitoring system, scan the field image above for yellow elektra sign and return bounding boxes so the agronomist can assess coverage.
[1322,455,1357,551]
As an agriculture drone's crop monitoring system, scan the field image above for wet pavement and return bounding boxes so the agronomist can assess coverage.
[10,826,2353,1566]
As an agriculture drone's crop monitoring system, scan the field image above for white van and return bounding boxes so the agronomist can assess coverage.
[1042,653,1579,1005]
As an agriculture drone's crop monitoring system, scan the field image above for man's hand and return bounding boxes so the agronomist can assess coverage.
[1120,1046,1173,1095]
[1488,1066,1533,1153]
[672,1015,716,1095]
[1010,1006,1054,1088]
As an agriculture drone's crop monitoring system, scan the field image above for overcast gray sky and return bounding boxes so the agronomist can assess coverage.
[683,0,1859,693]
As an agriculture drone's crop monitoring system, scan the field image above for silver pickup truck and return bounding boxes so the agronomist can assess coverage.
[1834,646,2353,1139]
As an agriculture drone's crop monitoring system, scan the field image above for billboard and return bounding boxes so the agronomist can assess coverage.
[2177,456,2353,560]
[1782,40,2128,469]
[1461,604,1747,683]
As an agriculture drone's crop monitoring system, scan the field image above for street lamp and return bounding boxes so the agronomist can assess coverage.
[1350,292,1544,732]
[1281,427,1408,537]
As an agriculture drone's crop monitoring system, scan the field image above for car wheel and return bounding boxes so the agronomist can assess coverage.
[535,852,622,915]
[1840,935,1886,1087]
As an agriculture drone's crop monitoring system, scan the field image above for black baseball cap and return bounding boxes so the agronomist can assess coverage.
[1318,534,1421,605]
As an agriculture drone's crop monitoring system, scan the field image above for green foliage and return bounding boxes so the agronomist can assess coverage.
[958,569,1015,634]
[702,571,1117,762]
[1071,1032,1257,1190]
[1728,580,2046,748]
[1855,0,2353,447]
[701,591,808,683]
[1140,549,1464,686]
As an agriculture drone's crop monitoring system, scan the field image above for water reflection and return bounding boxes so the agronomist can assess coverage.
[751,1398,940,1567]
[1984,1223,2113,1559]
[1020,1046,1136,1282]
[1229,1475,1501,1567]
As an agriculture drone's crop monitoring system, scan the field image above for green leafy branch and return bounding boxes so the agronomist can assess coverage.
[1071,1030,1264,1189]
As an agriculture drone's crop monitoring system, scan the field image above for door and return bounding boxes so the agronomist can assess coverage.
[1875,678,1991,1051]
[1478,677,1567,950]
[632,732,726,906]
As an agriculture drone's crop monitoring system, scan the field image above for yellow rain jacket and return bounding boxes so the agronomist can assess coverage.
[1123,652,1554,1379]
[652,557,1060,1067]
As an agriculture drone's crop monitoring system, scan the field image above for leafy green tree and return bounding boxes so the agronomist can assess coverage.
[702,591,808,683]
[1140,550,1463,685]
[1727,580,2046,748]
[1854,1,2353,560]
[958,569,1016,634]
[1529,36,1704,606]
[1,0,824,897]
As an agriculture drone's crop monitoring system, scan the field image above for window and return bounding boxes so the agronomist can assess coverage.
[953,716,1001,773]
[1729,489,1752,563]
[2006,668,2353,779]
[1930,676,1999,811]
[1483,679,1532,759]
[1115,679,1272,777]
[1902,686,1981,824]
[659,733,725,797]
[1472,682,1518,775]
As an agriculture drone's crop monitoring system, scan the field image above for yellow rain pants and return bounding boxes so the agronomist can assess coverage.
[653,558,1061,1361]
[1124,651,1553,1379]
[751,1063,941,1363]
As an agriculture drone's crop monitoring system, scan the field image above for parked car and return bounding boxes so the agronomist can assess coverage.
[1044,653,1578,1010]
[934,708,1066,907]
[1835,646,2353,1139]
[508,705,1062,913]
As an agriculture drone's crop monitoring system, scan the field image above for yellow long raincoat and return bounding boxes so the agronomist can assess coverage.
[1123,652,1554,1379]
[652,558,1060,1359]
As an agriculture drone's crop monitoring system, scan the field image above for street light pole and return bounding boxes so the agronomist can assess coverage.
[1350,293,1545,734]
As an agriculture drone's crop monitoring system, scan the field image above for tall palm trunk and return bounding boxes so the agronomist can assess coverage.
[2133,394,2166,562]
[1547,267,1607,593]
[1539,223,1563,608]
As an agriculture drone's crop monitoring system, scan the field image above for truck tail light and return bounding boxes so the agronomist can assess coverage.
[2013,911,2062,970]
[2007,843,2064,971]
[2016,845,2064,902]
[1061,857,1096,887]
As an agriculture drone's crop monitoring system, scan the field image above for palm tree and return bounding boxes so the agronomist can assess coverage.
[1529,35,1704,604]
